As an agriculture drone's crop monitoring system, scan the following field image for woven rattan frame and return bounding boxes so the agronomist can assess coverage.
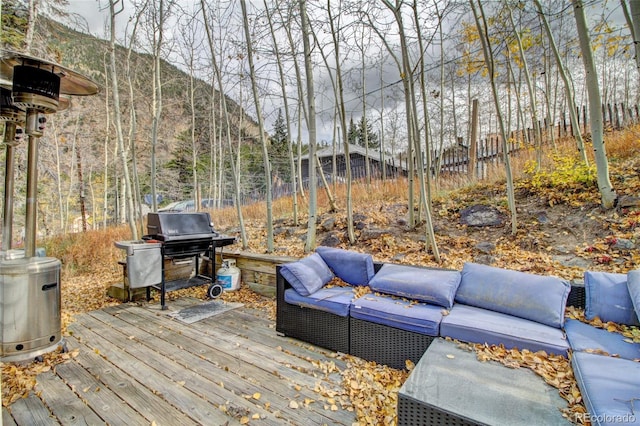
[397,392,483,425]
[350,318,435,370]
[567,283,586,309]
[276,266,350,353]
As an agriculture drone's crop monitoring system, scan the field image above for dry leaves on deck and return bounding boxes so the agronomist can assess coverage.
[1,347,79,407]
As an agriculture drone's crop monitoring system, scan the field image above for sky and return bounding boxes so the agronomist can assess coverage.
[59,0,632,147]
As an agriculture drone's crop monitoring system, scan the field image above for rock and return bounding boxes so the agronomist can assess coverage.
[537,213,549,224]
[360,229,391,241]
[475,241,495,254]
[392,253,406,262]
[473,254,496,265]
[321,217,336,232]
[554,245,573,254]
[355,221,367,230]
[617,195,640,208]
[612,238,635,250]
[552,255,592,269]
[353,213,367,222]
[273,227,293,237]
[396,217,408,226]
[319,233,341,247]
[460,205,506,227]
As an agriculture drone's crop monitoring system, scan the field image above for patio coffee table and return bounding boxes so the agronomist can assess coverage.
[397,338,570,425]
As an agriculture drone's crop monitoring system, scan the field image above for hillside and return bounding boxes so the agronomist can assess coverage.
[2,15,264,224]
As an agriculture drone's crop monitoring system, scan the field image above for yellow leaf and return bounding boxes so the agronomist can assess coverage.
[252,413,260,419]
[240,416,249,424]
[253,392,261,400]
[289,400,299,409]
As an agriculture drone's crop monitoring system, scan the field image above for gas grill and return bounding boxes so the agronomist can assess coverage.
[145,212,235,309]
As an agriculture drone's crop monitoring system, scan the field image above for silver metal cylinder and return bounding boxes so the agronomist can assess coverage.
[2,123,16,254]
[24,111,40,258]
[0,256,62,362]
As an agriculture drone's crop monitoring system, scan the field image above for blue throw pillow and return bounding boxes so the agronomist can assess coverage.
[368,263,461,309]
[315,246,375,286]
[280,253,334,296]
[628,270,640,321]
[456,262,570,328]
[585,271,639,325]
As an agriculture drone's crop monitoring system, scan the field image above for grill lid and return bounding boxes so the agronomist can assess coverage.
[147,212,216,241]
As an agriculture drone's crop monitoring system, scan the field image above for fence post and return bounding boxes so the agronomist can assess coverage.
[468,99,478,180]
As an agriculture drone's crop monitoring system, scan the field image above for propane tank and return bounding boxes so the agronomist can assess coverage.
[216,259,240,291]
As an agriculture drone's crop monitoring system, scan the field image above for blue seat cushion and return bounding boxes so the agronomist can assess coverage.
[440,304,570,356]
[315,246,375,285]
[368,263,461,309]
[280,253,334,296]
[585,271,638,326]
[284,287,353,317]
[455,262,570,328]
[350,293,443,336]
[572,351,640,425]
[627,270,640,322]
[565,319,640,361]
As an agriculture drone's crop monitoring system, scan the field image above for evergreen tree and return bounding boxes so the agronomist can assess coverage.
[347,116,358,145]
[357,116,379,148]
[270,109,290,181]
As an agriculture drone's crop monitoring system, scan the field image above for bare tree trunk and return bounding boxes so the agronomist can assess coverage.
[300,0,318,253]
[328,0,355,243]
[24,0,39,53]
[622,0,640,77]
[149,0,166,214]
[109,0,137,239]
[240,0,274,252]
[101,52,110,229]
[264,0,298,225]
[470,0,517,234]
[381,0,440,261]
[572,0,617,208]
[507,4,543,167]
[200,0,248,248]
[126,4,145,234]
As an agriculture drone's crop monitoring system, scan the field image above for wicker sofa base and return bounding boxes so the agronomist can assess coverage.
[276,303,350,353]
[275,266,350,353]
[350,318,435,370]
[397,394,480,426]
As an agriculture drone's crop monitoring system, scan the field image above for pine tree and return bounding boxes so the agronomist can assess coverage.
[270,109,290,181]
[357,116,379,148]
[347,117,358,145]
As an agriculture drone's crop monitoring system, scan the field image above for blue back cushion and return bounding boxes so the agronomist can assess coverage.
[627,270,640,321]
[315,246,375,286]
[455,262,570,328]
[585,271,639,325]
[280,253,334,296]
[368,263,461,309]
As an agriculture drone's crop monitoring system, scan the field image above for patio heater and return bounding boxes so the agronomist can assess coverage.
[0,50,99,362]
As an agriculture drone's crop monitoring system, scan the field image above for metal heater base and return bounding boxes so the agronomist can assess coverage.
[0,256,63,362]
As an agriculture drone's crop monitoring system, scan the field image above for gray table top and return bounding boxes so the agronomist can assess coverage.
[398,338,570,425]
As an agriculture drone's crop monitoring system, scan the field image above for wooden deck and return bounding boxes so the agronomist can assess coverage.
[2,298,357,425]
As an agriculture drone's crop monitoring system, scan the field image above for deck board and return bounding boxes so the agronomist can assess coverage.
[2,298,357,426]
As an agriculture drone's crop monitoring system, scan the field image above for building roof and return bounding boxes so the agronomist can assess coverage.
[299,142,384,160]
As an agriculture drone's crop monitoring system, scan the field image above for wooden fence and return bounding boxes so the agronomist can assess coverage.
[234,102,639,205]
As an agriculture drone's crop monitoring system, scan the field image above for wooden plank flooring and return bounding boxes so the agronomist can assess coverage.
[2,298,357,426]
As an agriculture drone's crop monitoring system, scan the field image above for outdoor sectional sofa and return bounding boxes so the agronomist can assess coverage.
[276,246,640,425]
